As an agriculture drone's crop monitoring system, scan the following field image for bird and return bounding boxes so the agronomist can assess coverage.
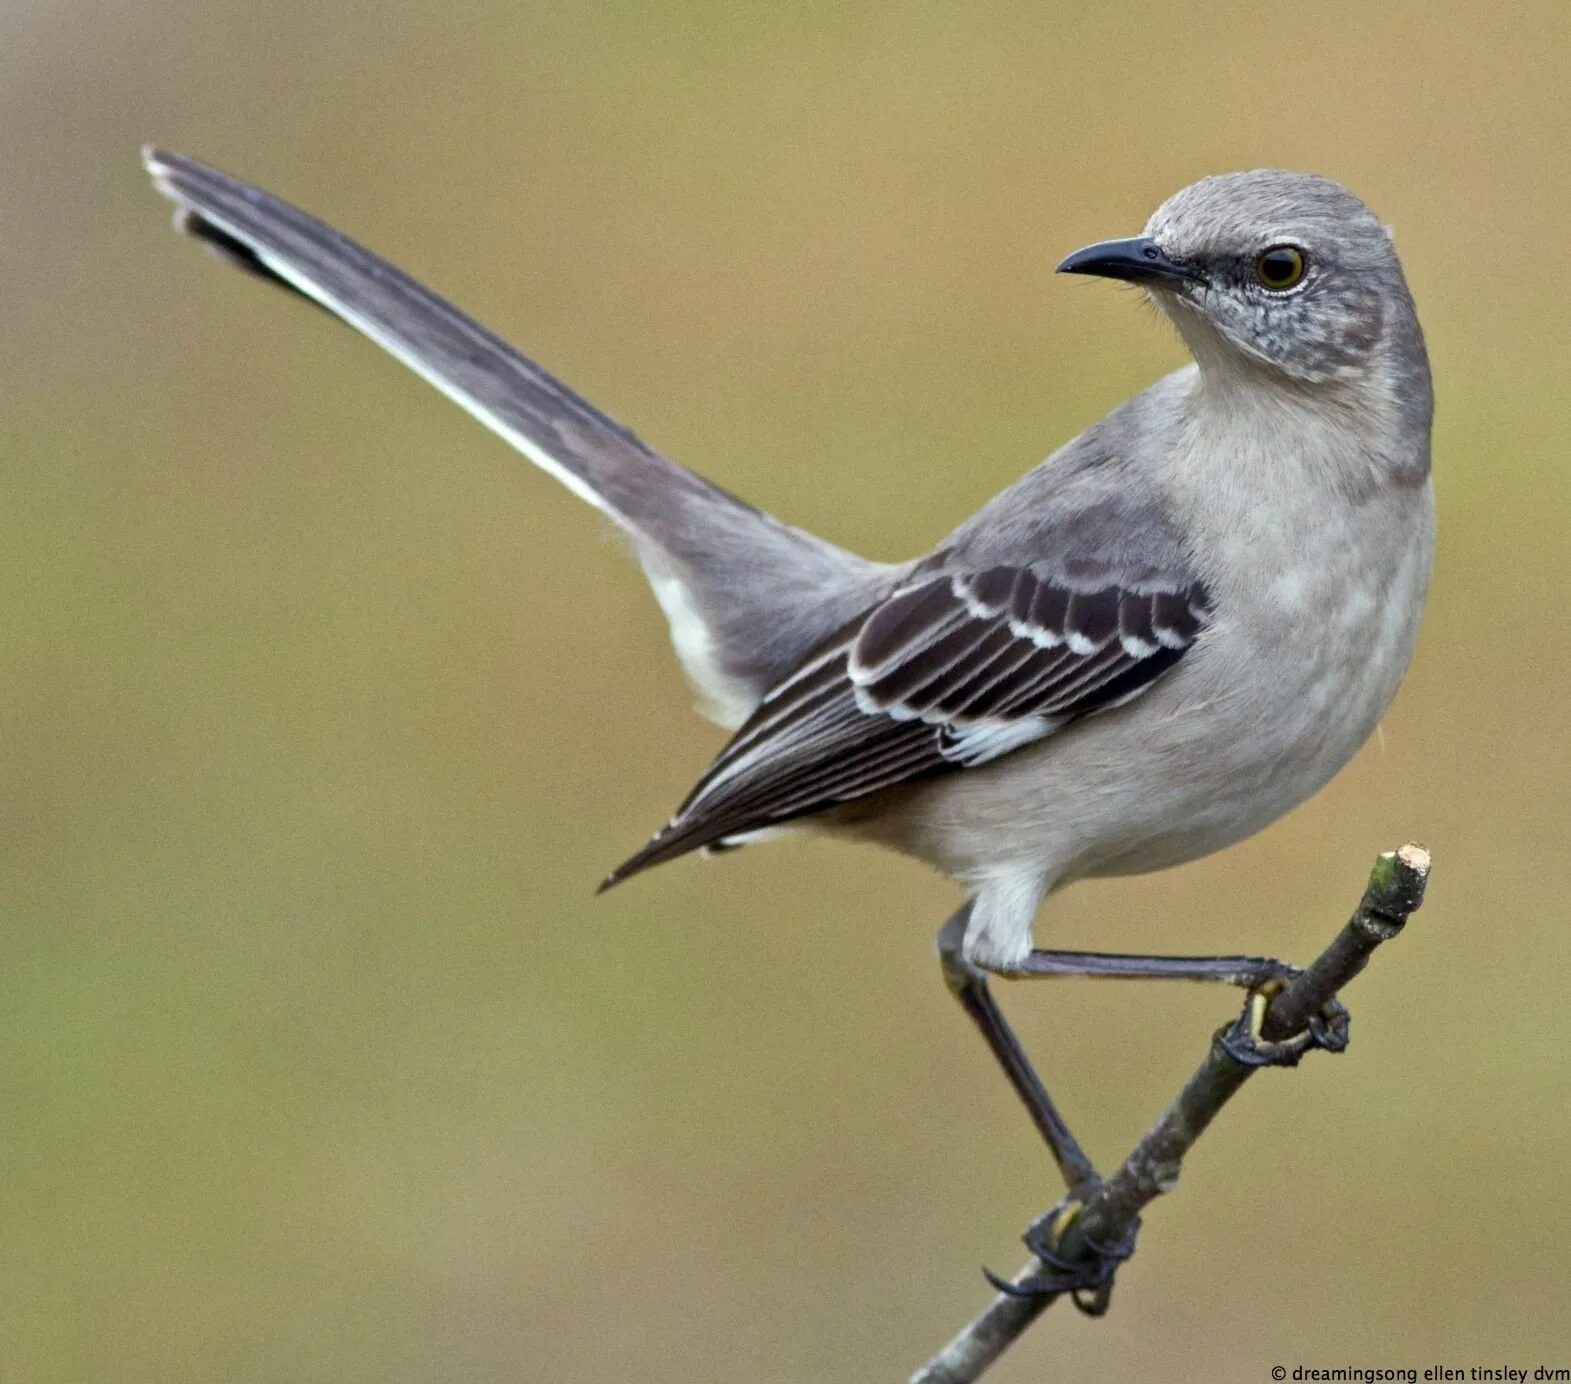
[141,150,1433,1222]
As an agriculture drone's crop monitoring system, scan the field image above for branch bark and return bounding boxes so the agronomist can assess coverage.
[911,842,1432,1384]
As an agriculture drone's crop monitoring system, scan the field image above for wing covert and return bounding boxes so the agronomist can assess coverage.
[601,564,1210,887]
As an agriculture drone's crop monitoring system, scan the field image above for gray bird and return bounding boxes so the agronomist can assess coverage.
[142,151,1432,1224]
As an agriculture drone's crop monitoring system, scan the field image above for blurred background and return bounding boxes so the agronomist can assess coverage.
[3,2,1568,1380]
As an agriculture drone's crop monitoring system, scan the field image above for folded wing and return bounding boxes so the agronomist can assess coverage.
[602,563,1210,886]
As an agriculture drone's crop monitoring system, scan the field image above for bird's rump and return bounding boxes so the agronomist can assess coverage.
[602,564,1210,887]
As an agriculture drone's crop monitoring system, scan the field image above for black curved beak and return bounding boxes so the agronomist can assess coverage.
[1056,236,1203,287]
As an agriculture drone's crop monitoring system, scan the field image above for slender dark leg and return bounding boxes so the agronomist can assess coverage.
[937,907,1098,1194]
[937,922,1323,1305]
[1004,948,1298,987]
[997,947,1350,1069]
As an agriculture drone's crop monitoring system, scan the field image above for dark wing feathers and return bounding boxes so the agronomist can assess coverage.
[601,566,1210,887]
[1151,589,1204,647]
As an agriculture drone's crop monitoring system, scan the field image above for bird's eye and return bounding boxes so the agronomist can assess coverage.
[1255,245,1306,291]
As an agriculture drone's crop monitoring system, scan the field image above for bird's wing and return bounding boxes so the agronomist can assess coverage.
[603,561,1210,886]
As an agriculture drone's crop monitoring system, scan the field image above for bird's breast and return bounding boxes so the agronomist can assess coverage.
[1135,464,1435,858]
[1053,455,1433,882]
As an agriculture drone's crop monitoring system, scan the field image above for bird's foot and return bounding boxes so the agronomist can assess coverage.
[982,1195,1138,1316]
[1238,957,1305,989]
[1216,981,1350,1068]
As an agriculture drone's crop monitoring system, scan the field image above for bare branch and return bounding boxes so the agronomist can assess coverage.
[912,843,1432,1384]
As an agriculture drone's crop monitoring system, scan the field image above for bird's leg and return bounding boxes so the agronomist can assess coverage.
[936,908,1098,1196]
[1004,948,1301,987]
[986,1196,1140,1312]
[938,907,1139,1306]
[998,949,1350,1066]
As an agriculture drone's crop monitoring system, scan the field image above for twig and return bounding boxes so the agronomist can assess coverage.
[911,843,1432,1384]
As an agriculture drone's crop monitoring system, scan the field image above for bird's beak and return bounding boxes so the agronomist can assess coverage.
[1056,236,1204,287]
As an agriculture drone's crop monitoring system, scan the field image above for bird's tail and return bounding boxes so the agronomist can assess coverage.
[142,149,892,726]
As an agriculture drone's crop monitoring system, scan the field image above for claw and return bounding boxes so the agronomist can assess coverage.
[1309,998,1351,1052]
[981,1264,1044,1298]
[1217,986,1350,1068]
[1078,1218,1139,1267]
[980,1258,1111,1302]
[1073,1282,1115,1318]
[978,1196,1138,1312]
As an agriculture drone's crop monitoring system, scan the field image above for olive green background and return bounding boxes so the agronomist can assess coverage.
[4,3,1568,1380]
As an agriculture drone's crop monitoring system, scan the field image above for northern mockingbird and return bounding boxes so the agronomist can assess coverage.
[142,151,1433,1236]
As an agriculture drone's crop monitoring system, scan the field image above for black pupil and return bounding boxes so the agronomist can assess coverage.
[1260,249,1299,285]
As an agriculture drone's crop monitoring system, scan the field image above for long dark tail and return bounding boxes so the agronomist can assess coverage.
[142,149,892,723]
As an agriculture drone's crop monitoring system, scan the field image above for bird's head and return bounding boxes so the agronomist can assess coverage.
[1059,171,1427,397]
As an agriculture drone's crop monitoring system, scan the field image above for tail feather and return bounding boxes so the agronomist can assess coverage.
[142,148,892,723]
[143,147,716,523]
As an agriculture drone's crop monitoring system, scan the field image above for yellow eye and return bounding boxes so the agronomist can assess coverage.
[1255,245,1306,291]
